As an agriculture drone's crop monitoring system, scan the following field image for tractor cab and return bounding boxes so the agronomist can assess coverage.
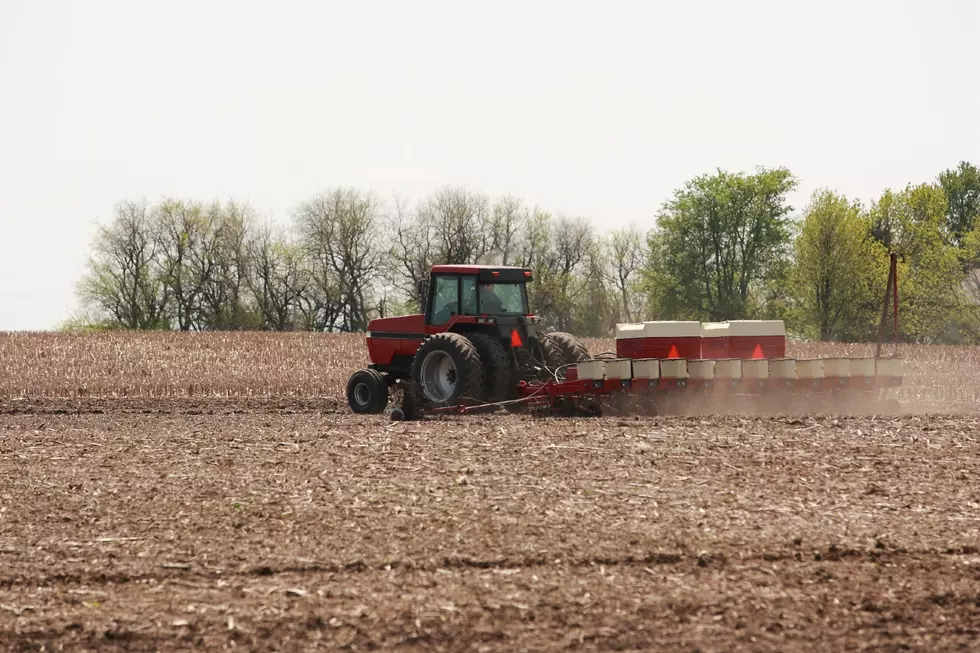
[421,265,534,328]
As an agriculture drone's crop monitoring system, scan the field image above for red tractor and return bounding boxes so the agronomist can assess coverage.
[346,264,590,416]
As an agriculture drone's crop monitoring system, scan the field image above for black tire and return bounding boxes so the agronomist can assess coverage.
[552,396,576,417]
[410,333,485,406]
[346,369,389,414]
[466,332,516,403]
[539,331,590,377]
[579,398,603,417]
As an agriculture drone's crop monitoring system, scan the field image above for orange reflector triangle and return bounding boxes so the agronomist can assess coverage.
[667,344,679,358]
[510,329,523,347]
[751,343,764,359]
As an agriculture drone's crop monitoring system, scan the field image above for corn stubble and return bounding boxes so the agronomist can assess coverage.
[0,331,356,400]
[1,332,977,412]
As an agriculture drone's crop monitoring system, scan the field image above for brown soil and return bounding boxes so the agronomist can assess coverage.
[2,401,978,651]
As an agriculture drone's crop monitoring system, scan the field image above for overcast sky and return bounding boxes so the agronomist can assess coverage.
[1,0,977,330]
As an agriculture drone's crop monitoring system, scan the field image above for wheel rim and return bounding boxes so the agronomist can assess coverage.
[353,382,371,407]
[419,350,456,403]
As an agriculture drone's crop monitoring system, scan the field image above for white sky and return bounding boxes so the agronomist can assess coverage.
[1,0,977,330]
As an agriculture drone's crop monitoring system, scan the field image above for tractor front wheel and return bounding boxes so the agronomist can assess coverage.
[346,369,390,414]
[410,333,485,406]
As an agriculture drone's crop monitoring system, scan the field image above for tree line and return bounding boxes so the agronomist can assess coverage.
[72,161,980,343]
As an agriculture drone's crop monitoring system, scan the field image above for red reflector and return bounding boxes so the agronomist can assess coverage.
[510,329,523,347]
[751,344,764,359]
[523,271,532,277]
[491,271,500,277]
[667,344,679,358]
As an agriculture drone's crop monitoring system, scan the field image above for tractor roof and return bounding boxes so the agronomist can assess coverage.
[431,264,530,273]
[430,264,533,282]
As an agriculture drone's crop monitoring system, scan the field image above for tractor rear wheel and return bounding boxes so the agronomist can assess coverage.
[466,332,516,403]
[540,331,590,376]
[346,369,389,414]
[410,333,485,406]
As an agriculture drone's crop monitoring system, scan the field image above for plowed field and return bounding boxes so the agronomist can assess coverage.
[1,333,979,651]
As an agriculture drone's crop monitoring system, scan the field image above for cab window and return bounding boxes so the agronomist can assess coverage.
[460,276,478,315]
[430,275,458,325]
[478,282,528,314]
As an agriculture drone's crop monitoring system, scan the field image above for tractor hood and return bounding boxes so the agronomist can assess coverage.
[366,314,425,339]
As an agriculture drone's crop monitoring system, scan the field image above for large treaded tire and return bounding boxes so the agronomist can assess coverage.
[539,331,590,375]
[466,332,516,403]
[346,369,389,414]
[410,333,485,407]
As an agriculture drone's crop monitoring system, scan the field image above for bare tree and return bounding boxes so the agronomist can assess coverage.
[79,200,170,329]
[388,194,435,305]
[606,224,646,322]
[484,195,526,265]
[293,188,385,331]
[194,201,259,330]
[76,189,630,336]
[574,238,614,336]
[247,222,309,331]
[154,199,230,331]
[512,211,600,331]
[515,208,553,269]
[293,261,343,332]
[553,216,593,279]
[154,199,196,330]
[419,186,491,264]
[549,216,597,330]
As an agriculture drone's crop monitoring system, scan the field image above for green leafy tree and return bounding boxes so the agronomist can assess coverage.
[956,225,980,341]
[938,161,980,248]
[868,184,963,342]
[638,231,679,320]
[644,166,798,320]
[869,189,900,250]
[789,189,885,341]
